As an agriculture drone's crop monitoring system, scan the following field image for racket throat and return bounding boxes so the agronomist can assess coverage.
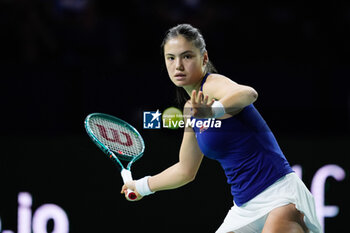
[121,169,133,183]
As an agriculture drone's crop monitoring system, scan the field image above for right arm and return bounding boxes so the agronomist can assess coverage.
[121,102,203,198]
[148,120,204,192]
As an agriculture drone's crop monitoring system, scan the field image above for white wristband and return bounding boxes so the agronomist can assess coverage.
[135,176,155,197]
[211,101,225,118]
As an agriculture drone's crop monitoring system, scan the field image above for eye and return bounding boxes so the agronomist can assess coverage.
[167,56,175,61]
[184,54,192,59]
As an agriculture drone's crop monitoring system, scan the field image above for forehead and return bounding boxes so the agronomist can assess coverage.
[164,35,199,54]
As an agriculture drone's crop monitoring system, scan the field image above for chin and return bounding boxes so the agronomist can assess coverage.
[174,81,190,87]
[174,83,185,87]
[171,79,186,87]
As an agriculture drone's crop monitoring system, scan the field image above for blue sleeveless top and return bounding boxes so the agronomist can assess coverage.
[192,73,293,206]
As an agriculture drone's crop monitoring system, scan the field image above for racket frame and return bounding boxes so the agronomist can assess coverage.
[84,113,145,201]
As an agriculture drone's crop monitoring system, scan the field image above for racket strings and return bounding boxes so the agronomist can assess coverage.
[89,117,143,157]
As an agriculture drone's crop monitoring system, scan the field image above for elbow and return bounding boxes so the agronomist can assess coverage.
[188,172,197,182]
[250,88,258,103]
[178,167,197,184]
[182,170,197,183]
[243,87,258,104]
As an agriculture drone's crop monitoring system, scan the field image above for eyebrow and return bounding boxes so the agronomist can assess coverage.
[165,50,195,56]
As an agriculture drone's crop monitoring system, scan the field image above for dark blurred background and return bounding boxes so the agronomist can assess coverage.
[1,1,349,232]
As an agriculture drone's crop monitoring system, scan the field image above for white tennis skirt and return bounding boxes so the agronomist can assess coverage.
[216,173,322,233]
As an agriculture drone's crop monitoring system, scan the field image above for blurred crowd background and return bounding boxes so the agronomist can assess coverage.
[2,0,350,135]
[1,1,349,232]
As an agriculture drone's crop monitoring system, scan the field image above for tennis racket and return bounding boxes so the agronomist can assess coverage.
[84,113,145,201]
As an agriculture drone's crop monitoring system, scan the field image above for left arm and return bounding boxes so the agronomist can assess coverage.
[206,74,258,115]
[191,74,258,117]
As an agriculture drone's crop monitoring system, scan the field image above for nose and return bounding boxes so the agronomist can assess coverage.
[175,58,184,71]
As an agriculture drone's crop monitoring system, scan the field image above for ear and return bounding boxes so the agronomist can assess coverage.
[202,52,209,66]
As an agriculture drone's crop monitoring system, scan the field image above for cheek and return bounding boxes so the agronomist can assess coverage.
[165,62,175,79]
[186,60,201,73]
[165,59,173,69]
[165,62,173,75]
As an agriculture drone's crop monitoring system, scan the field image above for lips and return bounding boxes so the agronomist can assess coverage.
[174,73,186,81]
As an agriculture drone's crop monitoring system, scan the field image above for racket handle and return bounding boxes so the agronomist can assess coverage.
[121,169,137,201]
[126,189,137,200]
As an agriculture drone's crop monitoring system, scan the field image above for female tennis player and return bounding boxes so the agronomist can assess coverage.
[121,24,322,233]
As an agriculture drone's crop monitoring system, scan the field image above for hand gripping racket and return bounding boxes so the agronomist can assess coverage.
[84,113,145,201]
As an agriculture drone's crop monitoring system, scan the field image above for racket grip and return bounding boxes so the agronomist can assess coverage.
[121,169,137,201]
[126,189,137,200]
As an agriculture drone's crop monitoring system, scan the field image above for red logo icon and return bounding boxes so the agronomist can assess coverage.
[95,124,133,146]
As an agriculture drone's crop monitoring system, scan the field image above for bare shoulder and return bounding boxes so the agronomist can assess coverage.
[207,73,234,81]
[202,73,239,95]
[204,73,237,88]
